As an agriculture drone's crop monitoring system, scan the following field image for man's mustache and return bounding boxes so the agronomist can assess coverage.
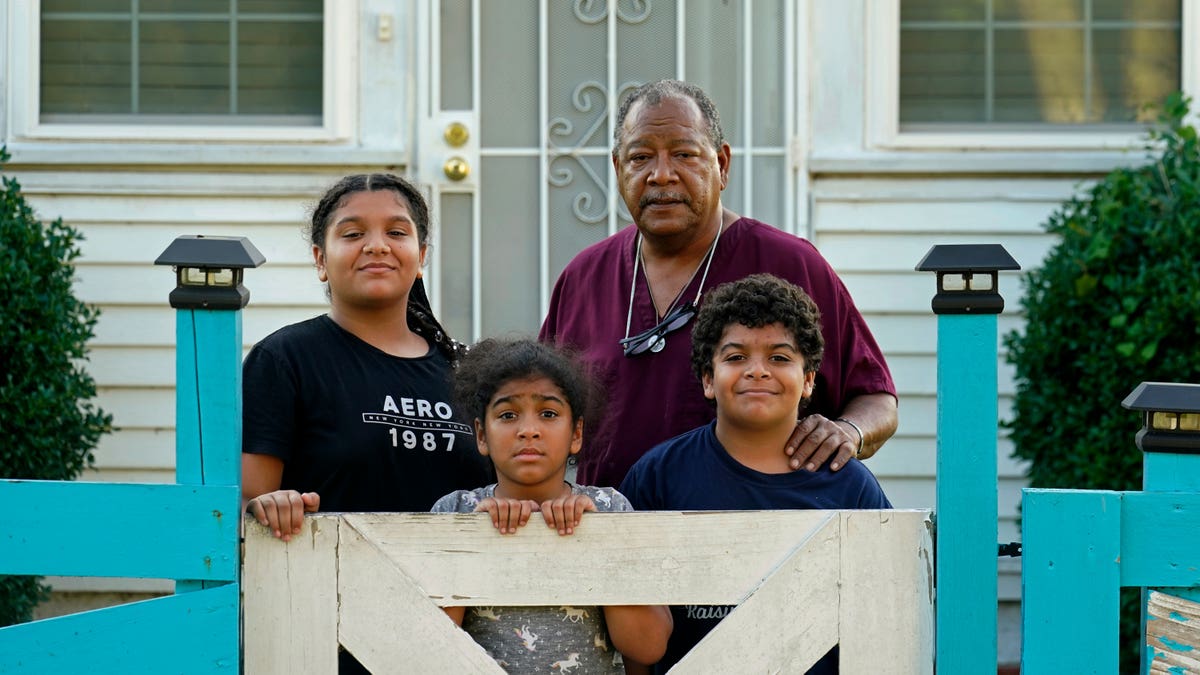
[639,192,691,209]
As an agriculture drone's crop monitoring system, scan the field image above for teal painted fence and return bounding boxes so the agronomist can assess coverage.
[919,244,1017,672]
[0,238,255,673]
[1023,489,1200,672]
[934,314,1000,672]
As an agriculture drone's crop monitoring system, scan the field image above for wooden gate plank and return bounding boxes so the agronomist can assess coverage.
[839,510,935,674]
[0,583,238,673]
[670,514,840,673]
[346,510,835,605]
[243,515,339,675]
[338,517,502,673]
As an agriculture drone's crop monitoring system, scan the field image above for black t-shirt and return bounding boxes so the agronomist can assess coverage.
[242,315,492,513]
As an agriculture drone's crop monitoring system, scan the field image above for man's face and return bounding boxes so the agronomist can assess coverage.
[612,96,731,241]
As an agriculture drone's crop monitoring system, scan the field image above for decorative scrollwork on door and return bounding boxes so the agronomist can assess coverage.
[574,0,652,25]
[547,80,638,223]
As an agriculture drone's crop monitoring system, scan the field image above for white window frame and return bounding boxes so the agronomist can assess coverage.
[7,0,358,143]
[865,0,1200,151]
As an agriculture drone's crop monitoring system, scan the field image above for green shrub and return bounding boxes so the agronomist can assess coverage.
[0,148,112,625]
[1004,93,1200,673]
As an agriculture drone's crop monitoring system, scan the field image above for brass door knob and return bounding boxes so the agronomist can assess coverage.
[444,121,470,147]
[443,156,470,181]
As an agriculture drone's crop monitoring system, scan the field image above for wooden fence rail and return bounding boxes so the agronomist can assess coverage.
[244,509,933,674]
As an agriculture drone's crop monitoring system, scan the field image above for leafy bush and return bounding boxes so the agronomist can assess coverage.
[0,148,112,625]
[1004,93,1200,673]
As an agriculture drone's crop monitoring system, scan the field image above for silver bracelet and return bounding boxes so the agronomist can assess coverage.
[835,417,865,458]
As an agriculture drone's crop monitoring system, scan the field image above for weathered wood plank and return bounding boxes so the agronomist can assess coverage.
[345,510,842,606]
[0,583,238,673]
[1147,590,1200,673]
[0,480,237,580]
[242,516,339,675]
[337,517,501,673]
[839,510,935,674]
[670,514,840,673]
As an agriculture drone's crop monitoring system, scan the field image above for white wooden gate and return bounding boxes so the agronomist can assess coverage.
[244,510,932,673]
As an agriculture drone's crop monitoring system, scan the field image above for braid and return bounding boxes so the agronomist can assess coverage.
[407,278,465,364]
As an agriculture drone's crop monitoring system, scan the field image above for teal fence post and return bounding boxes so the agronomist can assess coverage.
[1121,382,1200,672]
[0,235,262,673]
[155,236,264,594]
[917,244,1019,673]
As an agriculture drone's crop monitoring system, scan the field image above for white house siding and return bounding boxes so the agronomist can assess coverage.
[12,169,370,485]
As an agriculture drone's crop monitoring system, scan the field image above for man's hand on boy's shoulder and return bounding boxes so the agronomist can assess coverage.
[785,415,858,473]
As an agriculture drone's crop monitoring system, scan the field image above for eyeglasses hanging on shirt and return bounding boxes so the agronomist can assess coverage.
[620,226,722,358]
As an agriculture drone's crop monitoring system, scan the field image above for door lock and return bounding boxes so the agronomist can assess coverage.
[443,157,471,181]
[444,122,470,147]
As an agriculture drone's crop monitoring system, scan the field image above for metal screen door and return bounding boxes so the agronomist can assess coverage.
[415,0,800,340]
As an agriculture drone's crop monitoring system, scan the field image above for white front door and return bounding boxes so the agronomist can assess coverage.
[415,0,804,341]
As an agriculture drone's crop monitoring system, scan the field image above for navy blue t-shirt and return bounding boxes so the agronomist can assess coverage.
[620,422,892,673]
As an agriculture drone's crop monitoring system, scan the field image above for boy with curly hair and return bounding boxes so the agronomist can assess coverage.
[620,273,891,673]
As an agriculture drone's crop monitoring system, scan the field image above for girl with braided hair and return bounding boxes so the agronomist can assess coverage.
[242,173,490,537]
[241,174,492,672]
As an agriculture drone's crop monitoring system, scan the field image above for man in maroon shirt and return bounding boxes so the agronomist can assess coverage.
[540,79,897,489]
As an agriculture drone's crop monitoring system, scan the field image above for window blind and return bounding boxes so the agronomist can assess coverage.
[900,0,1181,128]
[40,0,322,125]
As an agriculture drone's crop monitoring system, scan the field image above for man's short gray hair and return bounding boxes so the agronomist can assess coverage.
[612,79,725,157]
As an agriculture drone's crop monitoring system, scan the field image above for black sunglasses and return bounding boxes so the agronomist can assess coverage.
[620,302,697,357]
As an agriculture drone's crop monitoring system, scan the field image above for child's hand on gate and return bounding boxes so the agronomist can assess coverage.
[539,494,595,535]
[246,490,320,542]
[475,497,540,534]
